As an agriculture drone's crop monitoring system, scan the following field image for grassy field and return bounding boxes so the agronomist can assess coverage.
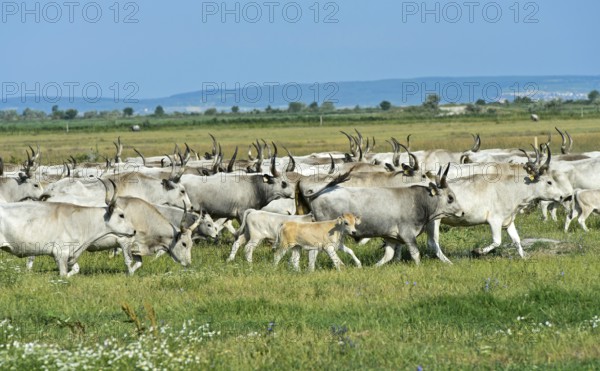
[1,116,600,369]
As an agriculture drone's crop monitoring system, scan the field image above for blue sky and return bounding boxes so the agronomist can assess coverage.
[1,0,598,98]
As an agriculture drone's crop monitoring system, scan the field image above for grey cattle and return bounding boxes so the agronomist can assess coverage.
[27,197,202,274]
[299,164,463,266]
[41,172,192,209]
[227,209,316,263]
[1,183,136,277]
[273,213,361,271]
[430,148,573,259]
[180,148,294,220]
[564,189,600,232]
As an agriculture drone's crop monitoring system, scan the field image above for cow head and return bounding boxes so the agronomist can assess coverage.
[337,213,361,237]
[168,203,203,267]
[428,163,464,219]
[193,210,219,239]
[161,179,193,210]
[261,144,295,201]
[102,179,136,238]
[14,175,44,201]
[522,145,572,202]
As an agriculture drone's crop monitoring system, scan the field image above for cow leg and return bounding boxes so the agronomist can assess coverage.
[273,245,290,266]
[578,207,593,232]
[26,256,35,270]
[375,242,396,267]
[129,255,143,274]
[108,247,121,259]
[324,245,344,271]
[540,201,550,221]
[243,238,263,263]
[339,244,362,268]
[308,250,319,271]
[473,220,502,256]
[358,238,371,246]
[66,260,80,278]
[154,250,166,260]
[426,220,452,264]
[290,247,301,271]
[564,207,578,232]
[506,222,526,258]
[549,204,559,222]
[404,237,421,265]
[227,234,247,262]
[54,255,68,277]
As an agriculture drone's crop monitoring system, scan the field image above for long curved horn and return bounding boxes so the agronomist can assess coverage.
[0,157,3,176]
[397,143,419,171]
[440,163,450,189]
[261,139,271,159]
[406,134,412,151]
[328,154,335,175]
[354,129,363,151]
[390,138,400,167]
[282,145,295,172]
[365,137,370,153]
[247,144,255,161]
[133,148,146,167]
[519,148,532,163]
[566,131,573,154]
[531,144,540,165]
[539,144,551,173]
[227,146,238,173]
[69,156,77,169]
[372,136,376,151]
[340,131,357,157]
[209,134,217,157]
[470,134,481,152]
[165,154,175,178]
[555,127,567,154]
[180,201,188,232]
[270,142,280,177]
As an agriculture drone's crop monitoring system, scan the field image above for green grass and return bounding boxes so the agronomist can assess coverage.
[2,117,600,369]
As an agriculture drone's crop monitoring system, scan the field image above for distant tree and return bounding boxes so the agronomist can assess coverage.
[288,102,305,113]
[0,110,19,121]
[231,105,240,113]
[83,111,98,119]
[321,101,335,112]
[22,108,45,120]
[123,107,134,117]
[514,96,533,104]
[64,109,78,120]
[265,105,273,113]
[154,105,165,116]
[588,90,600,102]
[308,101,319,112]
[475,99,486,105]
[51,105,64,120]
[379,100,392,111]
[204,108,217,115]
[422,94,440,110]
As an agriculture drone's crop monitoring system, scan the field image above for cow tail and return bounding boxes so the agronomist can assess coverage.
[234,209,252,238]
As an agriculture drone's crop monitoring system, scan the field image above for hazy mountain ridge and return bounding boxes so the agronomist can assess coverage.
[1,75,598,114]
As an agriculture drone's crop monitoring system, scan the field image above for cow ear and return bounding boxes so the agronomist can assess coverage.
[336,216,343,224]
[162,178,175,190]
[263,174,274,184]
[355,216,361,225]
[428,182,439,196]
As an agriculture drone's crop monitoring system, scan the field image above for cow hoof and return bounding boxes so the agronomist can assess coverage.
[471,249,485,258]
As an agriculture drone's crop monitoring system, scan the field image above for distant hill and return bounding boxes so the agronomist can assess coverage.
[1,75,598,114]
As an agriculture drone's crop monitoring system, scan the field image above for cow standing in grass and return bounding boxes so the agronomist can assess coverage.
[273,213,361,271]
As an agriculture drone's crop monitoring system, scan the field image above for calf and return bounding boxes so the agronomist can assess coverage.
[227,209,316,263]
[273,213,360,271]
[564,189,600,232]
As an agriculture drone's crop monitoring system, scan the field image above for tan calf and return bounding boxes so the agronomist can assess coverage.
[565,189,600,232]
[273,213,360,271]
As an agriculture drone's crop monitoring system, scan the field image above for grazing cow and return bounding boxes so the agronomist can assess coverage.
[227,209,316,263]
[273,213,361,271]
[564,189,600,232]
[299,164,463,266]
[1,182,136,277]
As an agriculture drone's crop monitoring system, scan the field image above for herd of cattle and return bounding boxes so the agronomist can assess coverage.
[1,127,599,276]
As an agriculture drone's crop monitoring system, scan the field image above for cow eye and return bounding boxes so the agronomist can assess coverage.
[547,181,552,185]
[281,181,288,189]
[180,190,185,194]
[182,242,187,247]
[344,221,349,225]
[119,213,125,219]
[448,195,454,204]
